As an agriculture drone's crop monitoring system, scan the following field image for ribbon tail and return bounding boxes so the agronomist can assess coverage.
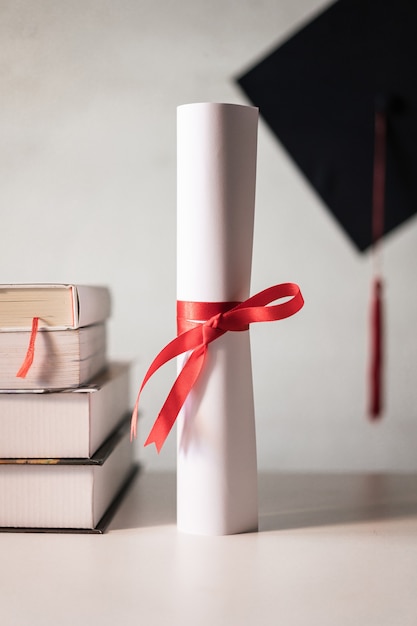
[139,325,204,393]
[130,324,204,440]
[144,345,207,452]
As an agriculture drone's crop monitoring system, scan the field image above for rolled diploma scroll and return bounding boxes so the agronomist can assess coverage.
[177,102,259,535]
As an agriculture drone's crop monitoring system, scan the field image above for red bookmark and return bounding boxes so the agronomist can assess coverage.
[16,317,39,378]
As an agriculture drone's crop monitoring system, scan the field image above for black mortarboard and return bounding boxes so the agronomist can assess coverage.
[236,0,417,252]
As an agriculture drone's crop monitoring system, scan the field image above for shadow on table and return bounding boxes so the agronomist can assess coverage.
[108,470,417,533]
[259,472,417,532]
[108,471,176,531]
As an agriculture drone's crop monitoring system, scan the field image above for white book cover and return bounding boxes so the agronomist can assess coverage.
[0,362,131,458]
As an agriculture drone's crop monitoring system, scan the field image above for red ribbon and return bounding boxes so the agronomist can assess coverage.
[131,282,304,452]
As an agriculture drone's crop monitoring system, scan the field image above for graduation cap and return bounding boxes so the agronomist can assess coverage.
[236,0,417,252]
[236,0,417,418]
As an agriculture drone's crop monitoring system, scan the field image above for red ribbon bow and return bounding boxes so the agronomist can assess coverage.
[131,282,304,452]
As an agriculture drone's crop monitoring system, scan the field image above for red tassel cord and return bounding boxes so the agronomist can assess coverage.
[369,278,383,418]
[16,317,39,378]
[368,106,386,418]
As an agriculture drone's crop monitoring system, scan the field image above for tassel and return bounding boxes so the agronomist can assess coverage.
[368,102,386,419]
[369,278,383,417]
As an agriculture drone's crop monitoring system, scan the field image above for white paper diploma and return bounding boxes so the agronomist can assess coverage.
[177,102,259,535]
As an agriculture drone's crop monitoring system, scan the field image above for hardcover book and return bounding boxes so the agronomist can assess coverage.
[0,323,107,390]
[0,419,138,533]
[0,284,111,331]
[0,362,131,458]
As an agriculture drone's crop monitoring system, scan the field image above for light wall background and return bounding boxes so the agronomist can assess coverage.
[1,0,416,472]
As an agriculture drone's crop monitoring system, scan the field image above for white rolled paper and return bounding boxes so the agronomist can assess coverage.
[177,102,259,535]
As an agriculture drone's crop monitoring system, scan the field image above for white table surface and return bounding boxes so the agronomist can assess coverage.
[1,470,416,626]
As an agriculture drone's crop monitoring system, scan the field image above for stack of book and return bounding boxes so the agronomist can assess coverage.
[0,284,137,533]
